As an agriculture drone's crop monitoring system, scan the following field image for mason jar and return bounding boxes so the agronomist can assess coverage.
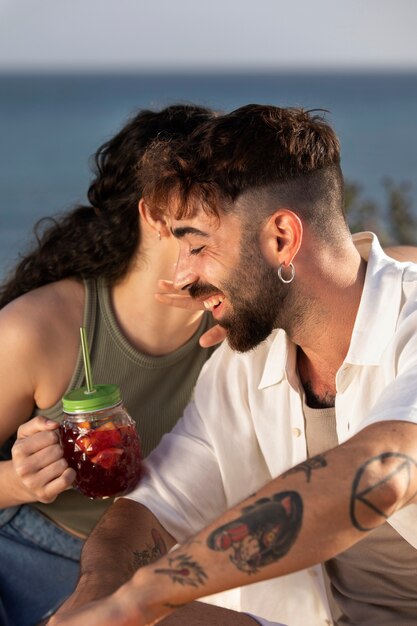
[60,384,142,499]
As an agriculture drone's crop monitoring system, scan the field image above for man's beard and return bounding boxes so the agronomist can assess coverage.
[220,235,293,352]
[188,230,300,353]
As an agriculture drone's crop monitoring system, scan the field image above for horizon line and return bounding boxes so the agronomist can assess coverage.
[1,65,417,75]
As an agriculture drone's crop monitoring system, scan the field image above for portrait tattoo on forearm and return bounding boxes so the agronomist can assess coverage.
[282,455,327,483]
[207,491,303,574]
[154,553,208,587]
[133,528,168,569]
[350,452,417,531]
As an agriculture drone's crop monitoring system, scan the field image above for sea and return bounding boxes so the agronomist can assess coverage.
[1,71,417,280]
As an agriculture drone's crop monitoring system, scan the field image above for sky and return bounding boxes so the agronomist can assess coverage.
[0,0,417,72]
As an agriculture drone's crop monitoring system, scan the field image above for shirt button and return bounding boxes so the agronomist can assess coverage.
[292,427,302,438]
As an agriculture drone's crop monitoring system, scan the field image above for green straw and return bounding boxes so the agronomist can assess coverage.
[80,327,95,393]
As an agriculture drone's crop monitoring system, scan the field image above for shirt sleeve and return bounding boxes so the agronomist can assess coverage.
[124,398,227,543]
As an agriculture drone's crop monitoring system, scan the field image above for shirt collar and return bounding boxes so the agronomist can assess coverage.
[345,232,404,365]
[258,231,404,389]
[258,329,297,390]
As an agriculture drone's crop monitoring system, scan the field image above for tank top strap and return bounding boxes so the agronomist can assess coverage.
[32,278,99,422]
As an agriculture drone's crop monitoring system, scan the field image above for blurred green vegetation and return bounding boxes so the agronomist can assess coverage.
[345,178,417,246]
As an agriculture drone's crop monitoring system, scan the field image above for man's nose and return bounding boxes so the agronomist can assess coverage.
[173,256,199,291]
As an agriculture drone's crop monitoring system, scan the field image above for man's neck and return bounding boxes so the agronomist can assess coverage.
[293,251,367,407]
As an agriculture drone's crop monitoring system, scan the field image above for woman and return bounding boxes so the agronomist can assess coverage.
[0,104,217,626]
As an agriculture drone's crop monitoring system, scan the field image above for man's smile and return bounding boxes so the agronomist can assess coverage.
[202,293,226,319]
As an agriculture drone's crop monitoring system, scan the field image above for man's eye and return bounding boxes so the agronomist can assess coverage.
[190,246,205,255]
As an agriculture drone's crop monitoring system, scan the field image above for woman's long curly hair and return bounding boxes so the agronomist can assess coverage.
[0,104,215,308]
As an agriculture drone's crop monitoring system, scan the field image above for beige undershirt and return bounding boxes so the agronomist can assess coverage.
[302,397,417,625]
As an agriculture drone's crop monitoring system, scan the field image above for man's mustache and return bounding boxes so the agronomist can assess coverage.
[188,282,221,300]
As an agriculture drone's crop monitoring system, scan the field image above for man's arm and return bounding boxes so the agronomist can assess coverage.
[56,498,176,611]
[50,419,417,625]
[54,498,259,626]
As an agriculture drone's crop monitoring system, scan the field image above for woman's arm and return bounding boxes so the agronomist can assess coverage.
[0,290,77,507]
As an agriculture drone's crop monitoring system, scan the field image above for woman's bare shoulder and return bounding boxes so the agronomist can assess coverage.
[0,279,86,409]
[0,278,85,356]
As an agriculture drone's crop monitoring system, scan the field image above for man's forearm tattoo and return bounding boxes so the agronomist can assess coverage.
[155,553,208,587]
[350,452,417,531]
[282,454,327,482]
[207,491,303,574]
[133,528,168,569]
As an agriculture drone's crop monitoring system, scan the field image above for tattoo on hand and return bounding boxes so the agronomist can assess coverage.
[155,553,208,587]
[207,491,303,574]
[351,452,417,531]
[133,528,167,569]
[282,455,327,482]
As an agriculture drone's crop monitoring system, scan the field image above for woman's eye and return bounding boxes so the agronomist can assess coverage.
[190,246,205,256]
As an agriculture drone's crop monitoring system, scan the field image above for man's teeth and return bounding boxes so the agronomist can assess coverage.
[203,295,225,311]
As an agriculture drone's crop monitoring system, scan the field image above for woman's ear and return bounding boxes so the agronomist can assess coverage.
[138,199,171,238]
[260,209,303,268]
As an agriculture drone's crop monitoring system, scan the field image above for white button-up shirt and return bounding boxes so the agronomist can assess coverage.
[127,232,417,626]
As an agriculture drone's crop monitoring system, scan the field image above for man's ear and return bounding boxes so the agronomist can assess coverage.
[260,209,303,268]
[138,199,170,238]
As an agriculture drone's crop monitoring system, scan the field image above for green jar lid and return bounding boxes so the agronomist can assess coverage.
[62,384,121,414]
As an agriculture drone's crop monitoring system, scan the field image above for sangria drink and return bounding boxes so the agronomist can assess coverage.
[61,384,142,499]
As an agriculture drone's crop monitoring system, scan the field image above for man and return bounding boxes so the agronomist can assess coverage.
[50,105,417,626]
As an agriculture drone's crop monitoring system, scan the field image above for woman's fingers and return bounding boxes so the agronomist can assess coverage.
[199,324,227,348]
[12,415,72,502]
[155,280,204,311]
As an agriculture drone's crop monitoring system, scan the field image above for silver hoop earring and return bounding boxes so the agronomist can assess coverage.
[157,231,161,241]
[277,262,295,284]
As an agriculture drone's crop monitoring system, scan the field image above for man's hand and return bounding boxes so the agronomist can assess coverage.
[12,416,75,503]
[46,590,153,626]
[155,280,227,348]
[48,499,177,623]
[46,592,260,626]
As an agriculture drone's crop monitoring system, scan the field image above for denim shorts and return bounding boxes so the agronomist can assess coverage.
[0,505,84,626]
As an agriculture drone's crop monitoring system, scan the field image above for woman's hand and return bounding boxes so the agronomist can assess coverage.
[12,416,75,503]
[155,280,227,348]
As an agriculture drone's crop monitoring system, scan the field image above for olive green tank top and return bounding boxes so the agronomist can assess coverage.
[34,278,216,536]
